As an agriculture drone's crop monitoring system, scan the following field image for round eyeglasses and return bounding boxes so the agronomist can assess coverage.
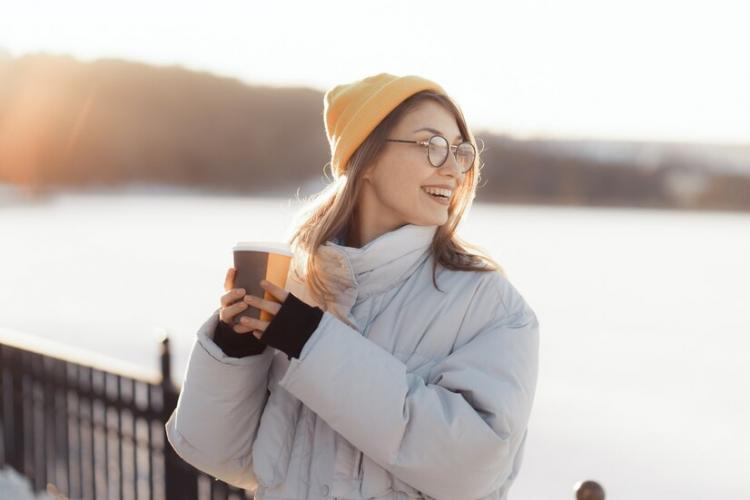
[385,134,476,173]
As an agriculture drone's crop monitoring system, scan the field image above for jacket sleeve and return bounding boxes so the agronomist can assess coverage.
[164,306,275,490]
[276,275,540,500]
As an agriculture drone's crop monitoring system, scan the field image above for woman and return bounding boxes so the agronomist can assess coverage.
[165,72,540,500]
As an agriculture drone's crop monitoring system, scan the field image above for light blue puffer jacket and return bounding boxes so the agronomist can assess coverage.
[165,223,540,500]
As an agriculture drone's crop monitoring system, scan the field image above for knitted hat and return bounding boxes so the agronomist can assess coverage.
[323,72,447,177]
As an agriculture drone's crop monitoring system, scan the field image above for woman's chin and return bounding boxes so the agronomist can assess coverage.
[417,212,449,226]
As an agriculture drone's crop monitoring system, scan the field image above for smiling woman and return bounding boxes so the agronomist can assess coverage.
[292,74,503,306]
[165,72,540,500]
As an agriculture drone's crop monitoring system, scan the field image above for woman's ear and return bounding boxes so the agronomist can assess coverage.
[360,158,379,183]
[361,167,372,182]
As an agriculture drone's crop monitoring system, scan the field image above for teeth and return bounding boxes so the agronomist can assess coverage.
[422,187,452,198]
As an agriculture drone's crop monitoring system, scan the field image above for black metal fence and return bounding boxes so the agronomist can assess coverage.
[0,330,252,500]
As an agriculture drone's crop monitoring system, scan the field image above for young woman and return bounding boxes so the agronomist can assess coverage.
[166,73,540,500]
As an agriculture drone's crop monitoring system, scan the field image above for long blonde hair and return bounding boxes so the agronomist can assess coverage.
[284,90,504,307]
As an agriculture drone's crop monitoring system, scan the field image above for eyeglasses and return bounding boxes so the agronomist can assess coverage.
[385,134,476,173]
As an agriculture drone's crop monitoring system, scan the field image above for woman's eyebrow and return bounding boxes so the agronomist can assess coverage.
[413,127,463,142]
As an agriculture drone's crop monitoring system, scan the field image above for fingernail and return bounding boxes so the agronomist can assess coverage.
[237,288,245,294]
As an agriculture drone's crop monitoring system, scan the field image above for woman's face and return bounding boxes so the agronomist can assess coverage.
[360,100,467,232]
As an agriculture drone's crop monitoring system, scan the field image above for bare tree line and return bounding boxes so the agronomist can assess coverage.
[1,53,748,211]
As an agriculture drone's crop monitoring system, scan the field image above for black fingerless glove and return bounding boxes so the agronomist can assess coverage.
[261,292,324,360]
[213,317,268,357]
[212,292,324,359]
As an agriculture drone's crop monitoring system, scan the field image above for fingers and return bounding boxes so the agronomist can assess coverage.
[219,300,248,324]
[224,267,236,291]
[237,316,270,337]
[259,280,289,303]
[223,314,268,338]
[228,322,255,335]
[243,294,282,316]
[221,287,246,307]
[220,267,269,339]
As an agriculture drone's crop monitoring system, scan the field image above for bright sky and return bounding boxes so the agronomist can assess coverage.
[2,0,748,144]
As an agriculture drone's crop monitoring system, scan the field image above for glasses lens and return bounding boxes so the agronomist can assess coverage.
[456,142,476,172]
[427,135,449,167]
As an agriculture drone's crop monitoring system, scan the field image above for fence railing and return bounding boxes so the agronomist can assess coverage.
[0,327,252,500]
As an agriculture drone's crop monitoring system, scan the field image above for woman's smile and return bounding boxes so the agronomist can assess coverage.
[421,187,451,206]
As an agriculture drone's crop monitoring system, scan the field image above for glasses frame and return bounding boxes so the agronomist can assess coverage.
[385,134,476,173]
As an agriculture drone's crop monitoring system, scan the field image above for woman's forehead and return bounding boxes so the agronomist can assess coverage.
[398,101,461,136]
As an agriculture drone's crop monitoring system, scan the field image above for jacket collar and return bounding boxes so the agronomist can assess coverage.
[309,224,437,323]
[332,223,437,294]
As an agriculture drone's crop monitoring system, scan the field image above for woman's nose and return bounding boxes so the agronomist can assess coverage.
[439,150,463,176]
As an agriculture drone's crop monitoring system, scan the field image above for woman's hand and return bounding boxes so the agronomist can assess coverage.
[219,267,255,334]
[241,279,290,339]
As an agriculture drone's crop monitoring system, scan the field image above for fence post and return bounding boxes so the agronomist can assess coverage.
[159,333,198,500]
[575,479,605,499]
[9,347,26,475]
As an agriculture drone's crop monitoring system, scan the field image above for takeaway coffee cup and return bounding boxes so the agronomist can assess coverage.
[232,241,293,325]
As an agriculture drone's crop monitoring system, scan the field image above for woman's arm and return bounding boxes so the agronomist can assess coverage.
[164,306,275,490]
[274,275,540,500]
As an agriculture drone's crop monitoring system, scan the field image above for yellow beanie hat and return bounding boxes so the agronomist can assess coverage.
[323,72,447,177]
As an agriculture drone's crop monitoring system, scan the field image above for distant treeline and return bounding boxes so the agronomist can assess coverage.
[1,53,748,211]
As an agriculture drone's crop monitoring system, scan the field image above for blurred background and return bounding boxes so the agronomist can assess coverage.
[1,1,748,499]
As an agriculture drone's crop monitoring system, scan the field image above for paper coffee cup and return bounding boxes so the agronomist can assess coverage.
[232,241,293,324]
